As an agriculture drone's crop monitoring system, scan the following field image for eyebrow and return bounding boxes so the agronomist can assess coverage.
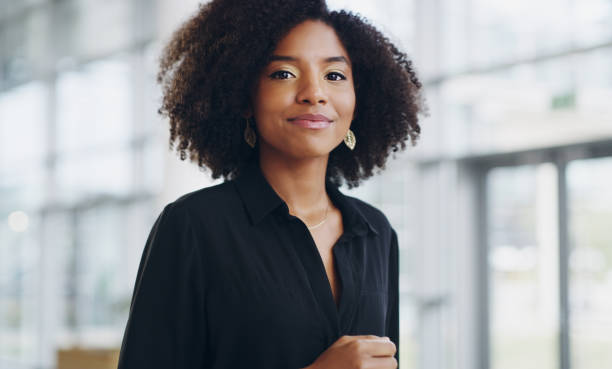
[269,55,350,65]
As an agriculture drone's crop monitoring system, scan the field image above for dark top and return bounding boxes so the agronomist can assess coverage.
[117,161,399,369]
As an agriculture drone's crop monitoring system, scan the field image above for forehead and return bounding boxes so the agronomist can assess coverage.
[272,20,350,62]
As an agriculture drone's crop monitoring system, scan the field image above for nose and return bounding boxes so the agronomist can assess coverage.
[295,72,327,105]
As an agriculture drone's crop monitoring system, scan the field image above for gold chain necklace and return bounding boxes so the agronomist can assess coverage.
[307,201,330,230]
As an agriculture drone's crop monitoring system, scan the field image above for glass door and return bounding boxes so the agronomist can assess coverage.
[567,156,612,369]
[486,163,560,369]
[484,152,612,369]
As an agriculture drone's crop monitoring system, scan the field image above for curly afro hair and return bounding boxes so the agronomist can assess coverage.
[158,0,426,188]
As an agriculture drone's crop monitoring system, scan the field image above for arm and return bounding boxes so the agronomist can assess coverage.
[386,228,400,366]
[117,203,206,368]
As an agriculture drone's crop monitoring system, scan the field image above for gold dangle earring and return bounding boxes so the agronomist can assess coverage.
[344,129,356,150]
[244,117,256,148]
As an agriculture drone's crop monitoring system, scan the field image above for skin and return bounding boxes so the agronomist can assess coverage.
[247,20,397,369]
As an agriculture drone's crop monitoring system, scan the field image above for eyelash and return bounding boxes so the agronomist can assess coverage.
[269,70,347,81]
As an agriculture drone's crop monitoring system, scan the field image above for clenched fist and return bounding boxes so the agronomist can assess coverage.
[305,335,397,369]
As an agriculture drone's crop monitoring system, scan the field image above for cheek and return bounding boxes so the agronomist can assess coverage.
[253,88,273,116]
[335,89,356,120]
[253,84,292,115]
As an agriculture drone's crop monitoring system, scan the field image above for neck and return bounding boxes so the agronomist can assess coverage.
[258,146,330,218]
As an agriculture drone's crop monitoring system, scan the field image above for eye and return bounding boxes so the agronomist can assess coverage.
[269,70,295,80]
[326,72,347,81]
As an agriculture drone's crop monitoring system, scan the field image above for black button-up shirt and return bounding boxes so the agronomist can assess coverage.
[117,161,399,368]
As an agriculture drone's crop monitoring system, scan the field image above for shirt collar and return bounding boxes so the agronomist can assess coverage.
[233,160,378,237]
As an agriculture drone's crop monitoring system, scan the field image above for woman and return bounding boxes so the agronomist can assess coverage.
[117,0,424,368]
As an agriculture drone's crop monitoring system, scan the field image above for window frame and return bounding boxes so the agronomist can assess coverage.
[468,138,612,369]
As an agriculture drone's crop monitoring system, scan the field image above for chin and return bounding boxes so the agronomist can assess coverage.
[262,135,342,160]
[288,147,333,159]
[297,138,342,157]
[274,141,334,159]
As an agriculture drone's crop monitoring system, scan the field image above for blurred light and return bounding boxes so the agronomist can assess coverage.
[490,245,537,272]
[8,210,29,232]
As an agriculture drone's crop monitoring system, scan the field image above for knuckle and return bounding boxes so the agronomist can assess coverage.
[352,340,365,353]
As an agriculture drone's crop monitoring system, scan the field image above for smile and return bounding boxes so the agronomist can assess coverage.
[287,113,333,129]
[287,119,332,129]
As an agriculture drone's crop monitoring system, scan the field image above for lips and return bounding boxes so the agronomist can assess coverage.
[287,114,332,129]
[289,114,331,122]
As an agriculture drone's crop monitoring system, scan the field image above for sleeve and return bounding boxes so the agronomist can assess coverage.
[117,202,206,368]
[386,228,400,367]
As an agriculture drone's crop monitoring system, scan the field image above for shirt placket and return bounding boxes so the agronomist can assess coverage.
[286,215,360,345]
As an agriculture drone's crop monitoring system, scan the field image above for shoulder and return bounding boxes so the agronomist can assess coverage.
[146,181,240,253]
[166,180,238,215]
[142,185,238,257]
[157,180,247,233]
[340,192,395,237]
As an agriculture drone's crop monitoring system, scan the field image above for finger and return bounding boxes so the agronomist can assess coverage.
[371,356,398,369]
[344,335,382,341]
[363,336,391,343]
[365,340,396,357]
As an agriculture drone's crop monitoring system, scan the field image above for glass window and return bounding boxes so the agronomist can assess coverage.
[0,166,46,214]
[567,156,612,369]
[487,163,559,369]
[55,148,134,204]
[0,210,41,366]
[52,0,133,62]
[140,134,165,194]
[75,204,126,329]
[0,162,45,366]
[0,1,159,367]
[450,0,580,71]
[38,209,73,354]
[573,0,612,48]
[326,0,414,53]
[56,57,132,155]
[140,42,164,138]
[67,200,153,347]
[38,201,153,353]
[0,5,50,86]
[0,82,47,170]
[575,48,612,126]
[436,48,612,158]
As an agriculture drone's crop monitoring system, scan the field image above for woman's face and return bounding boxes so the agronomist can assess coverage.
[250,20,356,160]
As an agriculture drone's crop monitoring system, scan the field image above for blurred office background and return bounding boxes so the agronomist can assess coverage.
[1,0,611,368]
